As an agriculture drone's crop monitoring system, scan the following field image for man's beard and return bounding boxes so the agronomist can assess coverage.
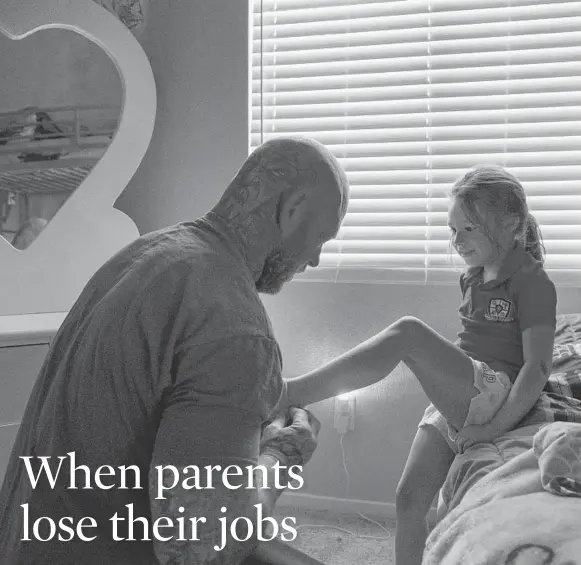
[256,248,300,295]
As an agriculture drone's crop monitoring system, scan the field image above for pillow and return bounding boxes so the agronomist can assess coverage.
[544,313,581,401]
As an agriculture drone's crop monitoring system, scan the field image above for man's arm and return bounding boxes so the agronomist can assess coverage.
[149,406,319,565]
[488,324,555,435]
[148,335,284,565]
[254,453,287,517]
[247,408,321,565]
[148,332,321,565]
[149,392,277,565]
[150,460,261,565]
[255,406,320,516]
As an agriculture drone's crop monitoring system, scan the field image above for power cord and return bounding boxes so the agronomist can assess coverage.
[291,432,393,541]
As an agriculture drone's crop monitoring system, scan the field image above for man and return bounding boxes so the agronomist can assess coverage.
[0,136,349,564]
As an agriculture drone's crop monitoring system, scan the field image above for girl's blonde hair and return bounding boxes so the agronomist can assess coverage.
[450,164,545,263]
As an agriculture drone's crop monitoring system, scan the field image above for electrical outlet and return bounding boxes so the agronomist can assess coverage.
[334,395,355,433]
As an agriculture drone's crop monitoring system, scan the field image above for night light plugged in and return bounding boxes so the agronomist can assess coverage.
[334,394,355,434]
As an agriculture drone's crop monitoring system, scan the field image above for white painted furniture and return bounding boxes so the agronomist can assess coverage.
[0,313,66,482]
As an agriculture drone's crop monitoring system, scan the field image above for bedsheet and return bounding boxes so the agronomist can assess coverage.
[421,314,581,563]
[424,421,581,565]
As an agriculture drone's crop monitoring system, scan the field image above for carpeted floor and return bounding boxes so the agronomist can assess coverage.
[273,507,396,564]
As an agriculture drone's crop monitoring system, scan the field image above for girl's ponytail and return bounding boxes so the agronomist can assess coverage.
[522,213,545,264]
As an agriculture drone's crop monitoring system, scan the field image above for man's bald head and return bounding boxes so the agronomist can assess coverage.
[219,136,348,219]
[214,136,349,293]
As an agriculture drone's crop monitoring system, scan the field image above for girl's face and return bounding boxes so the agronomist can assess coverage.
[448,198,512,270]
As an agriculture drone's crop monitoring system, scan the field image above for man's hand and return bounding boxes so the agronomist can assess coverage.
[260,406,321,467]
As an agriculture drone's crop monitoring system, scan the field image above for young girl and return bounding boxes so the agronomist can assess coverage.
[283,164,557,565]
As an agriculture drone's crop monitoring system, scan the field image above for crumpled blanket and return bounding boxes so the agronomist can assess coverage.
[423,422,581,565]
[534,421,581,497]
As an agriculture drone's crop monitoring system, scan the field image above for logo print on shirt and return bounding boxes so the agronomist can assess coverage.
[485,298,514,322]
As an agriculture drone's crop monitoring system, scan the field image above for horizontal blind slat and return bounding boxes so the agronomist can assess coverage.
[255,0,579,12]
[253,44,581,79]
[252,77,581,103]
[314,253,581,269]
[345,195,581,212]
[252,93,581,119]
[253,138,581,158]
[340,210,581,226]
[252,63,581,92]
[253,17,581,46]
[334,166,581,183]
[256,6,581,38]
[252,111,581,132]
[254,1,580,26]
[332,152,581,170]
[252,31,581,66]
[346,180,581,198]
[335,225,581,240]
[322,240,581,255]
[251,123,581,145]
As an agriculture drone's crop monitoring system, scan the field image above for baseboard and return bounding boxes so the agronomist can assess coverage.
[277,492,437,524]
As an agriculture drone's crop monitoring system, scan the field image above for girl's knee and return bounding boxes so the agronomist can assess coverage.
[393,316,427,342]
[395,480,436,516]
[395,482,415,513]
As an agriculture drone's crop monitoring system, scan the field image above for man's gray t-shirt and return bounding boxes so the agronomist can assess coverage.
[0,213,285,564]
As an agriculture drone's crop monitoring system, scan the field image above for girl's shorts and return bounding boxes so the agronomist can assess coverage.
[418,359,512,453]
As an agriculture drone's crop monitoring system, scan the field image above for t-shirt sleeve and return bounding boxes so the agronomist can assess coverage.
[149,335,284,562]
[157,334,284,467]
[516,274,557,331]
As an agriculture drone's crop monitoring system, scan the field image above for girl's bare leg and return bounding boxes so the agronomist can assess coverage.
[287,316,478,431]
[395,426,455,565]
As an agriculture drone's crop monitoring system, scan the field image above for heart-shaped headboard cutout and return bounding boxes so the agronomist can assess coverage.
[0,0,156,316]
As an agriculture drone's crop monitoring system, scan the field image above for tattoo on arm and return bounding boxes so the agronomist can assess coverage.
[149,466,260,565]
[540,360,550,377]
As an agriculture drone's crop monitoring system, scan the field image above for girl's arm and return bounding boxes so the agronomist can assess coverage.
[487,324,555,435]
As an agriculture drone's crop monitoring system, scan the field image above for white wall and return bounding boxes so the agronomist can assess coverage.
[116,0,581,507]
[115,0,249,232]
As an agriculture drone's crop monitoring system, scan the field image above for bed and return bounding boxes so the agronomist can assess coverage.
[0,105,118,245]
[423,313,581,565]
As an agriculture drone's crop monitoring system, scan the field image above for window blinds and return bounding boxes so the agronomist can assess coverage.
[250,0,581,286]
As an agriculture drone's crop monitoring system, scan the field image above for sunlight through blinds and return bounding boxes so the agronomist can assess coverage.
[250,0,581,286]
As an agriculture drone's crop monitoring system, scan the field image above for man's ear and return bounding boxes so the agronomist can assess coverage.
[277,190,308,237]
